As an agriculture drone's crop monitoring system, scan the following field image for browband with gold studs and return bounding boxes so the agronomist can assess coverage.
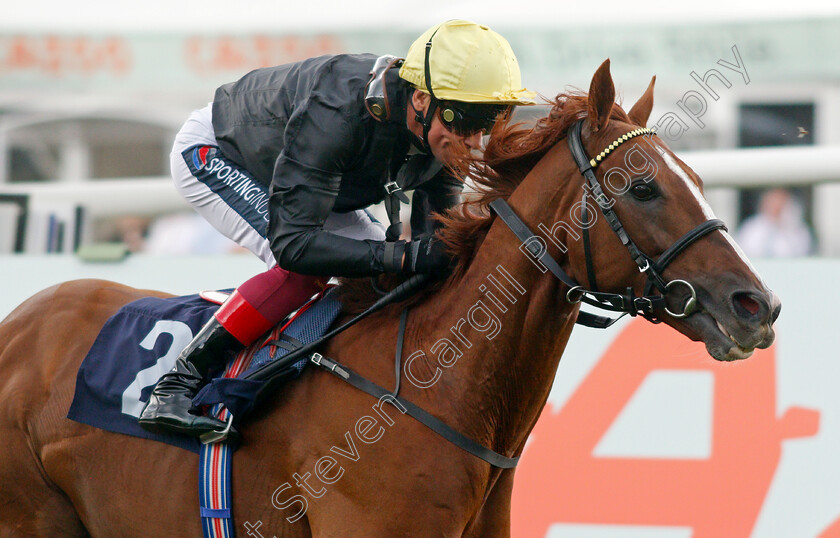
[590,127,656,169]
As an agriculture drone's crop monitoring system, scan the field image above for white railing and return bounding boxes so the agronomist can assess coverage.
[678,145,840,187]
[2,145,839,254]
[0,177,186,216]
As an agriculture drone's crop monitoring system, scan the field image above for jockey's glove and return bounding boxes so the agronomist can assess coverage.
[403,235,454,277]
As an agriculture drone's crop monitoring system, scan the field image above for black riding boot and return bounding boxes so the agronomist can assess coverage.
[138,316,242,439]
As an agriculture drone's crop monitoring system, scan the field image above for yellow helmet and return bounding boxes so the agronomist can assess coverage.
[399,20,536,105]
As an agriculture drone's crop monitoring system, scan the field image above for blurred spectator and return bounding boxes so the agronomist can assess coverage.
[104,215,151,253]
[736,188,813,257]
[144,213,246,256]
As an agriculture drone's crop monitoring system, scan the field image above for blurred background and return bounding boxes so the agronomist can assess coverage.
[2,3,840,537]
[1,1,838,258]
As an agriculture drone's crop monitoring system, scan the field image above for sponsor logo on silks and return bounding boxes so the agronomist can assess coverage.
[190,145,217,170]
[182,144,270,237]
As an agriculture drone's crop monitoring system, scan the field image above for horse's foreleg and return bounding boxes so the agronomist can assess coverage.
[462,468,515,538]
[0,429,88,537]
[306,494,470,538]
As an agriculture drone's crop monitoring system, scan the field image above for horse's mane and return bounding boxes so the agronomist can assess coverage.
[439,91,631,276]
[339,91,631,312]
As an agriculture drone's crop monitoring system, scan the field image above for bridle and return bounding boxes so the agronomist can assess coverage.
[489,119,727,328]
[249,119,729,469]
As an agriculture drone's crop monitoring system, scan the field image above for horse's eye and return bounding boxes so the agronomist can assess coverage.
[630,182,657,201]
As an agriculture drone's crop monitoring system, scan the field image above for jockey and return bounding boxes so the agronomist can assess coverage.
[138,20,535,438]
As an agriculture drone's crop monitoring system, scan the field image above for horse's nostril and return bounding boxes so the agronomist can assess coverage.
[731,291,771,323]
[771,302,782,323]
[734,293,761,316]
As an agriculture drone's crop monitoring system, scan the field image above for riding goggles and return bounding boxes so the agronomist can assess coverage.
[438,101,509,135]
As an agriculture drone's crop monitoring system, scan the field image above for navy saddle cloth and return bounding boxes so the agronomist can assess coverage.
[67,290,342,453]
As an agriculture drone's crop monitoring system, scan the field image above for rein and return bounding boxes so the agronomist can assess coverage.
[310,324,520,469]
[243,275,431,383]
[490,119,727,326]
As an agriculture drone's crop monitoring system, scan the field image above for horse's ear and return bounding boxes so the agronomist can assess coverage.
[628,76,656,127]
[587,59,615,132]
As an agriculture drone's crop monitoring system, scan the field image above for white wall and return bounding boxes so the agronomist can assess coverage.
[0,254,264,320]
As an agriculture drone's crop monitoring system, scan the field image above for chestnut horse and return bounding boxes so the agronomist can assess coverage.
[0,60,779,537]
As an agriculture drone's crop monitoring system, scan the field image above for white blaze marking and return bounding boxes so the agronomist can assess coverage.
[654,140,768,286]
[720,230,768,287]
[657,146,717,220]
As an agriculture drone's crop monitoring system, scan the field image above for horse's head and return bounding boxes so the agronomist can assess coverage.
[541,59,779,361]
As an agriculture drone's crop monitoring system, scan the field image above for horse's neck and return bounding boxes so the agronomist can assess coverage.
[412,181,579,455]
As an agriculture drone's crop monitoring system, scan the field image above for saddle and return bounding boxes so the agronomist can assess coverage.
[192,287,342,424]
[67,287,342,453]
